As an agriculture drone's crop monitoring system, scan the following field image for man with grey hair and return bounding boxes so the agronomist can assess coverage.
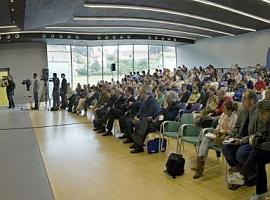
[130,90,181,153]
[121,85,161,153]
[222,90,265,189]
[228,100,270,200]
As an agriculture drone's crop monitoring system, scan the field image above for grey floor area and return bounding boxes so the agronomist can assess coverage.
[0,109,54,200]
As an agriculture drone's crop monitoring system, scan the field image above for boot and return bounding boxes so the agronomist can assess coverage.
[193,156,205,179]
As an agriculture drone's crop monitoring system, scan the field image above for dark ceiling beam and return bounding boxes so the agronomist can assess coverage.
[9,0,26,30]
[0,32,194,44]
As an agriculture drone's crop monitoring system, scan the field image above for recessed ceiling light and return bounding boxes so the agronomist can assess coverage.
[193,0,270,24]
[261,0,270,3]
[0,25,17,29]
[84,3,256,31]
[73,17,234,36]
[46,26,212,38]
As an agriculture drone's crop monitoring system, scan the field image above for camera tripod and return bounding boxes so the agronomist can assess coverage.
[21,89,33,111]
[39,80,51,110]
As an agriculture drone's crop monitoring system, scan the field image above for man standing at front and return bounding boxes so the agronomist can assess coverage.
[32,73,39,110]
[51,73,60,111]
[60,73,67,109]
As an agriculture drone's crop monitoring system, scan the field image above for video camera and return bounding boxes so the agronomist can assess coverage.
[0,76,8,87]
[22,79,31,91]
[48,77,56,82]
[40,68,49,82]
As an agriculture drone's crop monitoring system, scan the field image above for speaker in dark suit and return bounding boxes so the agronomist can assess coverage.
[111,63,116,72]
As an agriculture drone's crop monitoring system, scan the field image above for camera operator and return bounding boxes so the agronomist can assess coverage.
[60,73,67,109]
[6,75,16,109]
[51,73,60,111]
[32,73,39,110]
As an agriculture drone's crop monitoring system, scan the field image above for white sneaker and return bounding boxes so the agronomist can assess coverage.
[249,192,269,200]
[227,172,245,185]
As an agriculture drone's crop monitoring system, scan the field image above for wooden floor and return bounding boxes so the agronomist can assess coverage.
[29,111,269,200]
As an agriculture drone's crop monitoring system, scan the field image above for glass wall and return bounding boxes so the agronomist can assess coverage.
[119,45,133,79]
[88,46,103,85]
[72,46,87,86]
[103,46,118,83]
[47,44,176,87]
[149,45,163,73]
[134,45,148,73]
[163,46,176,71]
[47,45,71,92]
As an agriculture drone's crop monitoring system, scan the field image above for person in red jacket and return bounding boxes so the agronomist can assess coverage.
[255,76,266,94]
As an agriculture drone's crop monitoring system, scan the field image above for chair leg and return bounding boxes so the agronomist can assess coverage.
[179,139,184,153]
[194,145,198,157]
[176,137,180,154]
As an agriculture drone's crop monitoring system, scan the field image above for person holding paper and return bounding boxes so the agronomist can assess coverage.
[192,101,238,179]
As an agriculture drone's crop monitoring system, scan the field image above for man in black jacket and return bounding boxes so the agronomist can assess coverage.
[130,91,180,153]
[127,85,161,153]
[60,73,67,109]
[118,87,141,141]
[51,73,60,111]
[103,88,126,136]
[6,75,16,109]
[93,87,116,133]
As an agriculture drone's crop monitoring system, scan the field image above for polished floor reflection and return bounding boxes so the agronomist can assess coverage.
[29,111,268,200]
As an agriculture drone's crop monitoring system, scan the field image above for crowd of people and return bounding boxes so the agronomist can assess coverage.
[48,64,270,200]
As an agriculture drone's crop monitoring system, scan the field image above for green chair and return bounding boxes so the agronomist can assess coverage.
[161,113,194,153]
[179,122,203,155]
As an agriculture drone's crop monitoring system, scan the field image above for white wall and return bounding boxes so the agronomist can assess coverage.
[177,28,270,68]
[0,42,48,103]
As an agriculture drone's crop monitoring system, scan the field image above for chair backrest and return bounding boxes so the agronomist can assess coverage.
[180,113,193,125]
[178,103,187,110]
[190,103,203,112]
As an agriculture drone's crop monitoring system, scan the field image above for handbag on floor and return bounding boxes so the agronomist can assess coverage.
[147,138,167,154]
[164,153,185,179]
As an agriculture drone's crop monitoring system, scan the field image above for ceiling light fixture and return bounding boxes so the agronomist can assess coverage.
[74,16,234,36]
[193,0,270,24]
[0,25,17,29]
[45,26,212,38]
[261,0,270,4]
[84,3,255,31]
[0,30,196,41]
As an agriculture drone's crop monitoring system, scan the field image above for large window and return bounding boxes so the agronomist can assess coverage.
[72,46,87,87]
[47,44,176,85]
[47,45,71,92]
[149,45,163,73]
[119,45,133,78]
[164,46,176,71]
[103,46,118,82]
[88,46,103,85]
[134,45,148,73]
